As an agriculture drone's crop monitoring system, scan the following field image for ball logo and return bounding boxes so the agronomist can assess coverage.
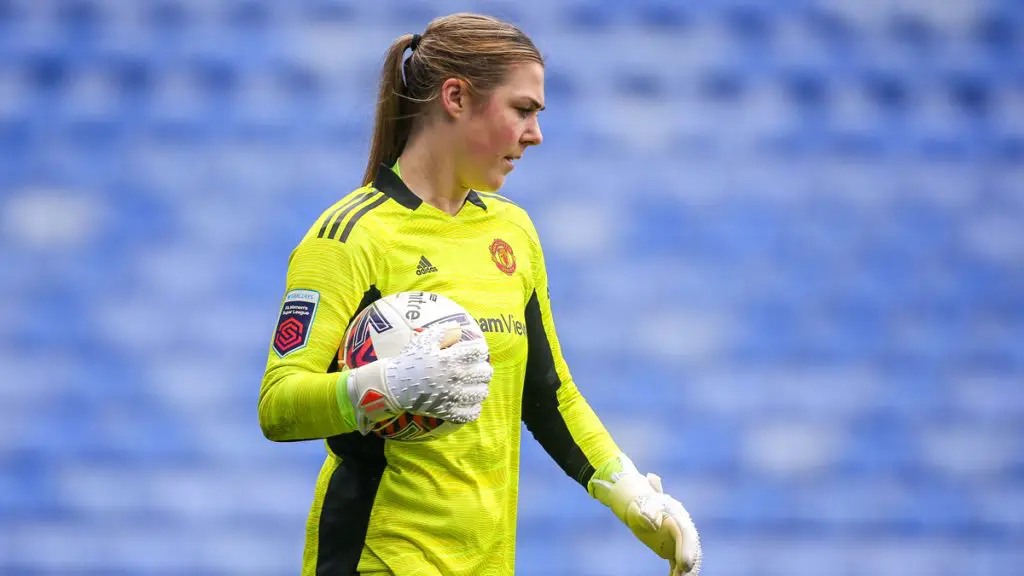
[344,303,391,368]
[489,238,516,275]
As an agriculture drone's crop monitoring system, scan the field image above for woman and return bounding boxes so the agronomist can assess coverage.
[258,13,701,576]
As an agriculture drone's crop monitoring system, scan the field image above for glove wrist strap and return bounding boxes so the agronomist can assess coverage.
[333,370,357,430]
[589,453,657,518]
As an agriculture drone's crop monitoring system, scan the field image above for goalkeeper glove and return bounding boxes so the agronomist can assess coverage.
[589,453,702,576]
[341,321,493,434]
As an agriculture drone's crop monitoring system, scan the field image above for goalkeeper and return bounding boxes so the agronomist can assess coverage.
[258,12,702,576]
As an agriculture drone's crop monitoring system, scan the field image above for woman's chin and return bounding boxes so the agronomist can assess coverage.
[476,174,506,194]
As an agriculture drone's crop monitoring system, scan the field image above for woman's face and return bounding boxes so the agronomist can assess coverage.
[456,62,545,193]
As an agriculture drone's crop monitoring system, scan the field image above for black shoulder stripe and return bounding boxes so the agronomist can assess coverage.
[340,194,389,243]
[327,192,376,240]
[317,205,346,239]
[319,192,372,239]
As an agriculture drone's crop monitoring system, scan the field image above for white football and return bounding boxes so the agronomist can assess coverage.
[339,291,487,442]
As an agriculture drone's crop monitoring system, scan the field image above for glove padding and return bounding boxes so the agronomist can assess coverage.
[346,321,492,434]
[589,454,702,576]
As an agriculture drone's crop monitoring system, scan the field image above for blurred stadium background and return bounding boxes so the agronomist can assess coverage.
[2,0,1022,574]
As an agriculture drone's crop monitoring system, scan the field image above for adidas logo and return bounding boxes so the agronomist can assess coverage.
[416,256,438,276]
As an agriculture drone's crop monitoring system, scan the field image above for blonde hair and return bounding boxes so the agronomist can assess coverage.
[362,13,543,185]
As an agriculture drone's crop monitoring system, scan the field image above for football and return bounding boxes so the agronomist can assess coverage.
[339,291,488,442]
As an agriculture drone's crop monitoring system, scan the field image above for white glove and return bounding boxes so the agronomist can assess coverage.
[589,454,702,576]
[346,321,492,434]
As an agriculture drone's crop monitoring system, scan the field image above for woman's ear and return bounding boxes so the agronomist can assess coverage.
[439,78,470,119]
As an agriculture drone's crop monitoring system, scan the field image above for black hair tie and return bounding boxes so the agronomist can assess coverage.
[410,33,421,51]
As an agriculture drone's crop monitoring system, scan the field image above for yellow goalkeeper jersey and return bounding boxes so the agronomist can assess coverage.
[259,163,620,576]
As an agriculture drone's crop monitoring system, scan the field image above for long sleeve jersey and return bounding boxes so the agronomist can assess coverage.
[259,164,620,576]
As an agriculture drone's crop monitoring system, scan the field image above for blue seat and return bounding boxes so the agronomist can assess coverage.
[145,0,194,31]
[0,453,59,519]
[721,478,801,531]
[561,1,622,30]
[840,414,922,475]
[0,0,21,31]
[972,6,1021,60]
[632,0,692,29]
[299,0,359,23]
[0,119,33,184]
[222,0,275,32]
[54,0,103,34]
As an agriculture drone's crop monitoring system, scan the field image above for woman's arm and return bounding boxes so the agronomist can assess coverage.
[520,229,621,486]
[259,237,376,441]
[518,220,702,575]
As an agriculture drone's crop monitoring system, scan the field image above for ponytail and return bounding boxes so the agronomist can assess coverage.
[362,33,417,186]
[361,15,543,187]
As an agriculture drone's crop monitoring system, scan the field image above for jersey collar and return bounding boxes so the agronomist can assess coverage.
[373,163,487,211]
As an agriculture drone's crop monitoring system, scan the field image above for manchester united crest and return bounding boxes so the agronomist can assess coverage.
[489,238,516,275]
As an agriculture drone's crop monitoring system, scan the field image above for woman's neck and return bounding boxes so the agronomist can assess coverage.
[397,134,469,216]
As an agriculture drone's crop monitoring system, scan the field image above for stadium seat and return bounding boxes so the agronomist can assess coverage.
[1,1,1020,574]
